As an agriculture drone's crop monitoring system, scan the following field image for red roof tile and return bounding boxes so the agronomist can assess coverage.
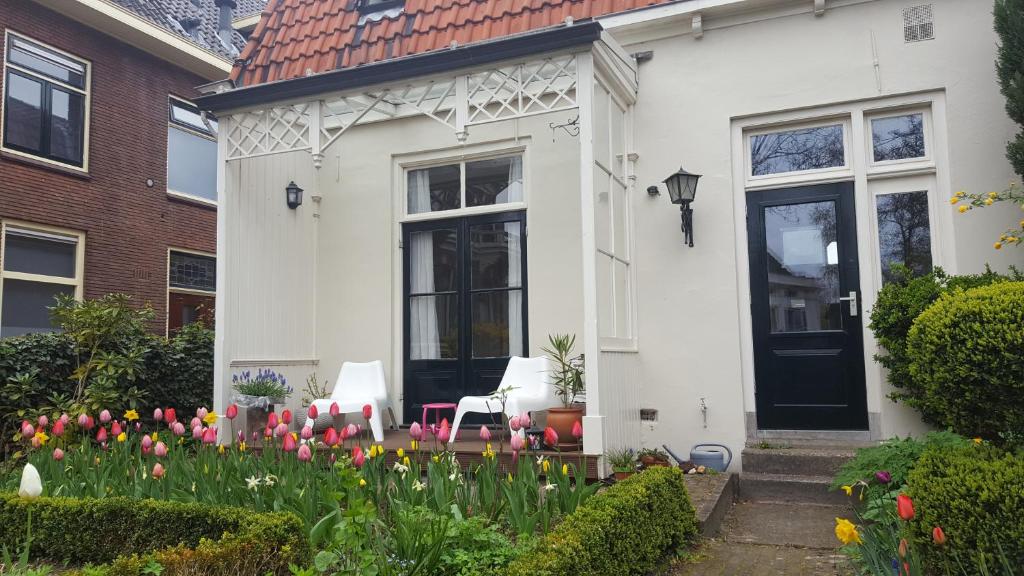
[232,0,674,86]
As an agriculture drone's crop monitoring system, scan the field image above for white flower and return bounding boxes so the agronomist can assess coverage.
[448,471,459,482]
[536,455,546,466]
[393,462,409,474]
[412,480,426,492]
[18,464,42,498]
[246,476,261,491]
[264,474,277,487]
[544,483,557,492]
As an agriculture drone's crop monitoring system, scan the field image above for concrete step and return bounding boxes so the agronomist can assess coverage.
[742,446,857,477]
[739,472,849,506]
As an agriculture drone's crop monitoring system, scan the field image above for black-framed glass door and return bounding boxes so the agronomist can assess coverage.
[747,182,868,430]
[402,210,528,423]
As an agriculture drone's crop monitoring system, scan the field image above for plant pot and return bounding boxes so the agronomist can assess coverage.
[546,406,584,450]
[640,455,670,467]
[613,470,633,481]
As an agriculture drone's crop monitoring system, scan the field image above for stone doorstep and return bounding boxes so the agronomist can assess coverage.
[683,473,738,537]
[739,472,850,506]
[742,447,859,477]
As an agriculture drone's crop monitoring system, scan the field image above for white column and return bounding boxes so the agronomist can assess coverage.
[214,117,231,441]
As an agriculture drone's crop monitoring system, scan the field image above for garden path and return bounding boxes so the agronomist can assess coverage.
[671,500,855,575]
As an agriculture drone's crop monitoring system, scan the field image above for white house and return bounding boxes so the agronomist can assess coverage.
[196,0,1024,471]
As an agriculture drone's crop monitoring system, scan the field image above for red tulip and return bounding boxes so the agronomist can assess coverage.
[409,421,423,441]
[226,404,238,420]
[77,413,90,428]
[155,441,168,457]
[571,420,583,439]
[111,421,122,437]
[297,444,312,462]
[282,409,292,425]
[263,426,273,438]
[202,427,217,444]
[301,426,314,440]
[362,404,373,419]
[324,427,339,447]
[352,445,365,467]
[96,427,108,443]
[268,412,278,428]
[480,425,492,442]
[340,425,350,441]
[897,494,915,521]
[932,526,946,546]
[437,424,451,444]
[308,404,319,419]
[152,463,165,479]
[85,415,95,430]
[153,408,164,422]
[441,417,449,430]
[543,426,559,447]
[53,448,64,461]
[52,419,65,437]
[164,408,176,424]
[282,433,297,452]
[99,410,111,424]
[329,402,340,417]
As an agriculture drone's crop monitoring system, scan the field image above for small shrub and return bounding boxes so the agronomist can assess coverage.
[505,467,699,576]
[906,444,1024,574]
[830,431,968,490]
[906,282,1024,440]
[436,517,521,576]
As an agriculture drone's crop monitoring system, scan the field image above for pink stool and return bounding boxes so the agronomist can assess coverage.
[421,402,458,437]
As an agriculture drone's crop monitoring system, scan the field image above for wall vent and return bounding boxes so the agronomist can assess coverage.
[640,408,659,422]
[903,4,934,43]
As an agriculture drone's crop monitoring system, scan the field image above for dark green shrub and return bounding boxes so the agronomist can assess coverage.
[906,444,1024,574]
[906,282,1024,440]
[869,266,1021,426]
[142,322,215,417]
[830,431,968,490]
[0,493,307,575]
[505,467,699,576]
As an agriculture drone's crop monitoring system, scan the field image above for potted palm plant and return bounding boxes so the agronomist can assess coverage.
[542,333,585,449]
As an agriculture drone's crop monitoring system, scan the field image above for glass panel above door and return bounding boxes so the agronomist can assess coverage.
[470,222,522,290]
[763,201,842,332]
[408,164,460,214]
[750,124,845,176]
[871,113,925,162]
[466,156,522,207]
[876,191,932,283]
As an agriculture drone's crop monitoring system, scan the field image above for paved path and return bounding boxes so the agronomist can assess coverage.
[671,501,855,575]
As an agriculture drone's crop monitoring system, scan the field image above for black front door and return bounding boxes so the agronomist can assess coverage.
[402,211,528,423]
[747,182,868,430]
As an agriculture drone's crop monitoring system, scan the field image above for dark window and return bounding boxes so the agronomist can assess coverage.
[168,98,217,201]
[169,251,216,292]
[2,35,88,167]
[357,0,405,14]
[876,191,932,284]
[871,113,926,162]
[750,124,845,177]
[1,226,81,338]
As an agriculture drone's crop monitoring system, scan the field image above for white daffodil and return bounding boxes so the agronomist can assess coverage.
[412,480,426,492]
[246,476,261,491]
[536,455,546,466]
[393,462,409,474]
[544,483,557,492]
[18,463,42,498]
[264,474,278,487]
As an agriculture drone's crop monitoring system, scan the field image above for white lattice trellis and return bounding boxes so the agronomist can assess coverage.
[225,103,312,160]
[466,55,577,125]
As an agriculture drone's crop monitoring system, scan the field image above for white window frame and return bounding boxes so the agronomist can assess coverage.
[0,220,85,335]
[864,106,935,176]
[166,247,215,335]
[0,30,92,172]
[744,117,854,189]
[166,95,218,206]
[400,147,527,222]
[868,176,939,294]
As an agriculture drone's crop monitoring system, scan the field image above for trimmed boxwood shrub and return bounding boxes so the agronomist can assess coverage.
[0,493,308,575]
[906,281,1024,440]
[906,444,1024,574]
[505,466,699,576]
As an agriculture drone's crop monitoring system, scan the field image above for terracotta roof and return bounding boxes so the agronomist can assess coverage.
[232,0,675,86]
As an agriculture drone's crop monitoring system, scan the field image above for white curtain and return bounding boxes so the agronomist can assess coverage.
[506,221,523,357]
[409,171,440,360]
[496,157,523,204]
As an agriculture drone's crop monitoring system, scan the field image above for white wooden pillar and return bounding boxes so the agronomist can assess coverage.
[213,117,231,439]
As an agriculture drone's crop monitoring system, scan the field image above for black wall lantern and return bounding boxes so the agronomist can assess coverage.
[663,167,702,247]
[285,181,303,209]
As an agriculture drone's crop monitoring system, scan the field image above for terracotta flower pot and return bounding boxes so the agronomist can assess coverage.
[546,406,584,450]
[613,470,633,481]
[641,455,670,467]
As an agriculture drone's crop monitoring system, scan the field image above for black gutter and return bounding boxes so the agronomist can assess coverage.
[195,20,603,112]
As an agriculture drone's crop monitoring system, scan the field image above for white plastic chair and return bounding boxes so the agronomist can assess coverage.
[303,360,397,442]
[449,356,558,440]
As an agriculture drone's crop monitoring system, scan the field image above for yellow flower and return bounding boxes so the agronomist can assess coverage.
[95,456,101,465]
[542,460,550,473]
[359,478,367,487]
[397,448,405,458]
[949,196,960,205]
[410,440,418,451]
[958,205,969,213]
[116,432,127,443]
[507,473,513,483]
[835,517,862,545]
[124,409,139,422]
[403,456,410,467]
[995,242,1003,250]
[984,198,994,206]
[291,432,298,441]
[218,444,225,454]
[956,190,965,198]
[202,412,218,425]
[432,455,439,463]
[1007,236,1019,243]
[151,432,158,441]
[33,431,49,446]
[988,191,999,199]
[562,464,569,476]
[841,485,853,496]
[973,437,983,444]
[1019,219,1024,228]
[239,441,247,452]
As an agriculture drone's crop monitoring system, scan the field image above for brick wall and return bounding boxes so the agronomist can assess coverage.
[0,0,217,334]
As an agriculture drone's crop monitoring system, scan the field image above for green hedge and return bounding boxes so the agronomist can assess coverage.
[506,467,699,576]
[906,282,1024,440]
[0,493,308,575]
[906,444,1024,574]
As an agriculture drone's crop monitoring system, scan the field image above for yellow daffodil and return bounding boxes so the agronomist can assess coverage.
[403,456,411,467]
[218,444,225,455]
[411,440,418,451]
[116,432,127,443]
[202,412,218,425]
[151,432,158,441]
[359,478,367,487]
[291,432,298,441]
[974,437,983,444]
[33,431,49,446]
[958,205,969,213]
[507,473,513,483]
[432,455,440,463]
[239,441,247,452]
[397,448,405,458]
[1019,219,1024,228]
[562,464,568,476]
[1007,236,1019,243]
[841,485,853,496]
[95,456,101,465]
[835,517,862,545]
[124,409,139,422]
[542,460,550,473]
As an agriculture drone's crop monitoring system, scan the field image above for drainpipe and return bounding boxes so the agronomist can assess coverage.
[213,0,236,49]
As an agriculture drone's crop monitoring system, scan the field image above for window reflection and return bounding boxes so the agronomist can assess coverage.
[876,191,932,284]
[872,114,925,162]
[751,124,845,176]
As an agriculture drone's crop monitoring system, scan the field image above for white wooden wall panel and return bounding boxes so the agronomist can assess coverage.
[597,351,643,452]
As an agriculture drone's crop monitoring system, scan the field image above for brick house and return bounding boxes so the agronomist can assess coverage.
[0,0,262,337]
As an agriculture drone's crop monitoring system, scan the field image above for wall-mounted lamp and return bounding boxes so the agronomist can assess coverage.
[285,181,303,209]
[662,167,702,247]
[646,185,660,197]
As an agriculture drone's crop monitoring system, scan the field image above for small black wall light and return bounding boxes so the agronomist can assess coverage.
[285,181,303,209]
[646,185,660,197]
[662,167,702,248]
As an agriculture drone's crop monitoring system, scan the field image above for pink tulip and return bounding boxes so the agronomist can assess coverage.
[196,407,208,420]
[480,425,492,442]
[519,412,531,429]
[153,408,164,422]
[509,415,522,431]
[237,430,245,444]
[59,413,69,425]
[164,408,177,424]
[340,426,350,441]
[190,417,202,429]
[329,453,337,464]
[52,419,65,437]
[226,404,238,420]
[572,420,583,439]
[301,425,314,440]
[155,441,168,457]
[409,421,423,441]
[31,435,42,449]
[99,410,111,424]
[362,404,373,420]
[354,424,362,435]
[346,423,358,438]
[329,402,340,416]
[152,463,165,479]
[510,433,525,451]
[264,426,273,438]
[171,422,186,436]
[281,409,292,425]
[543,426,559,447]
[53,448,64,461]
[192,425,203,440]
[275,423,288,438]
[352,446,365,467]
[21,422,34,438]
[268,412,279,428]
[37,415,49,428]
[282,433,297,452]
[134,422,142,433]
[308,404,319,419]
[96,427,108,443]
[325,427,339,447]
[111,421,122,437]
[77,413,90,428]
[86,415,95,430]
[297,444,312,462]
[202,427,217,444]
[437,424,450,444]
[142,435,154,450]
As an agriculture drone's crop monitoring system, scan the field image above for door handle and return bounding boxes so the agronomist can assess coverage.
[838,291,858,317]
